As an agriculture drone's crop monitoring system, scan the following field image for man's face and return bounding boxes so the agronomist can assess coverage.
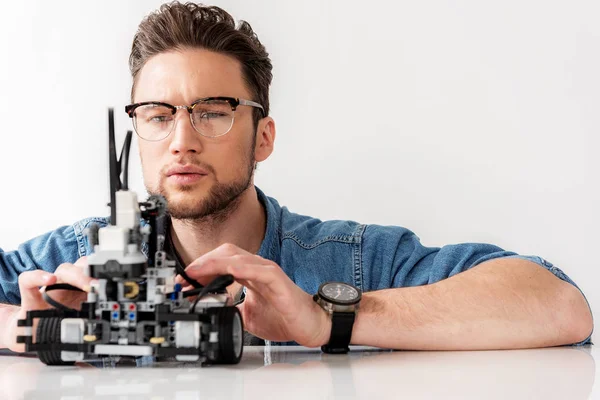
[133,48,260,220]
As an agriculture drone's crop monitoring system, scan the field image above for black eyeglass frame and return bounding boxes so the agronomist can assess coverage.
[124,96,265,140]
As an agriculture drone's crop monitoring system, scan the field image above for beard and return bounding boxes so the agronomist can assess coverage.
[145,138,256,223]
[161,170,253,222]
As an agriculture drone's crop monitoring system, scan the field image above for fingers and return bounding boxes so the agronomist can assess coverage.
[74,256,88,267]
[54,263,95,292]
[186,254,272,279]
[224,263,279,285]
[185,243,252,272]
[174,275,195,287]
[175,245,283,297]
[188,259,288,300]
[175,244,258,285]
[18,270,57,308]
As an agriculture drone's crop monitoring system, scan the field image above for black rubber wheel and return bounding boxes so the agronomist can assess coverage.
[207,307,244,364]
[36,317,75,366]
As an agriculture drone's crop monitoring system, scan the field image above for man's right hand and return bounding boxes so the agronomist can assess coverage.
[2,257,95,353]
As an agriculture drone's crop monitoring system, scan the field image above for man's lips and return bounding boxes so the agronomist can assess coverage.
[166,164,209,185]
[166,164,209,176]
[167,173,207,185]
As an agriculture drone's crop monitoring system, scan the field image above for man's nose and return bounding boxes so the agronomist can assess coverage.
[168,110,204,155]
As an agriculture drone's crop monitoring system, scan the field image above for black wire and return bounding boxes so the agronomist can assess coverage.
[43,283,85,312]
[163,221,203,289]
[188,274,234,313]
[175,263,202,289]
[231,297,245,307]
[181,287,203,299]
[232,288,246,306]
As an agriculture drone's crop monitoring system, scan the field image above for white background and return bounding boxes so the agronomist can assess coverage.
[0,1,598,342]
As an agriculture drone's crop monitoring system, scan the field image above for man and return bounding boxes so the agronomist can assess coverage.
[0,2,593,353]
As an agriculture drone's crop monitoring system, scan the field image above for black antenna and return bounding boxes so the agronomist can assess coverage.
[119,131,133,191]
[108,108,119,226]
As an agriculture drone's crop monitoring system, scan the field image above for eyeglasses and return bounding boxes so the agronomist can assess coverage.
[125,96,265,141]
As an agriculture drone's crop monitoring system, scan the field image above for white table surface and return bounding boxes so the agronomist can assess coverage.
[0,345,596,400]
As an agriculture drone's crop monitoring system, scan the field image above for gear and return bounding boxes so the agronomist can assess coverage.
[146,194,168,216]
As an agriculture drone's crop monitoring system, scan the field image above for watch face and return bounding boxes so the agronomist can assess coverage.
[320,282,361,304]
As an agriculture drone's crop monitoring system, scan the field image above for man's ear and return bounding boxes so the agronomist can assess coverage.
[254,116,276,163]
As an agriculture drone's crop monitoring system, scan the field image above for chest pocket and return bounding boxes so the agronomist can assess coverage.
[279,234,363,295]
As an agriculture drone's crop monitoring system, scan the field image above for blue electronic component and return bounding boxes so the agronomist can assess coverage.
[169,284,182,300]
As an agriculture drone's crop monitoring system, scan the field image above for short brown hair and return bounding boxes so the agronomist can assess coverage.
[129,1,272,126]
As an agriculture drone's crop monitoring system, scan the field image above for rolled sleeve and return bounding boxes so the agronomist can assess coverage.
[0,225,80,304]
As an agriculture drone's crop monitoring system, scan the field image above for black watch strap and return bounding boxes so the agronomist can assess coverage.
[321,311,355,354]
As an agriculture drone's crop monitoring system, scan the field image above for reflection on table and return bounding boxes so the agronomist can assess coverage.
[0,345,595,400]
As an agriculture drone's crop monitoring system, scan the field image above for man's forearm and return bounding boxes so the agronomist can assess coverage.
[0,304,19,349]
[351,258,593,350]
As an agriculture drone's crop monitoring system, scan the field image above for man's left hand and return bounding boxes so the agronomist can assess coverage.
[175,243,331,347]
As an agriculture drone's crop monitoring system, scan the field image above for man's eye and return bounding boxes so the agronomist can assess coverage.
[149,115,171,123]
[198,112,226,119]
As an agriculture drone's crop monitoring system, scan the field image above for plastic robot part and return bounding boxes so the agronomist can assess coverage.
[16,108,244,366]
[123,281,139,299]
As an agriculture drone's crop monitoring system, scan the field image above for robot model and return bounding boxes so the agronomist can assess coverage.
[16,109,244,366]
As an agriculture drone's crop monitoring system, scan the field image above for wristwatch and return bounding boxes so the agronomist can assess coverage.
[313,281,361,354]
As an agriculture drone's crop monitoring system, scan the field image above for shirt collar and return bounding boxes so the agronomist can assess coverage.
[255,186,281,264]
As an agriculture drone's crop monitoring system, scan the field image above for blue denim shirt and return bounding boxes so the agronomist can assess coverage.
[0,186,592,345]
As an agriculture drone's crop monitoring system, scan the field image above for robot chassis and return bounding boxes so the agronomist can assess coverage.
[16,109,244,366]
